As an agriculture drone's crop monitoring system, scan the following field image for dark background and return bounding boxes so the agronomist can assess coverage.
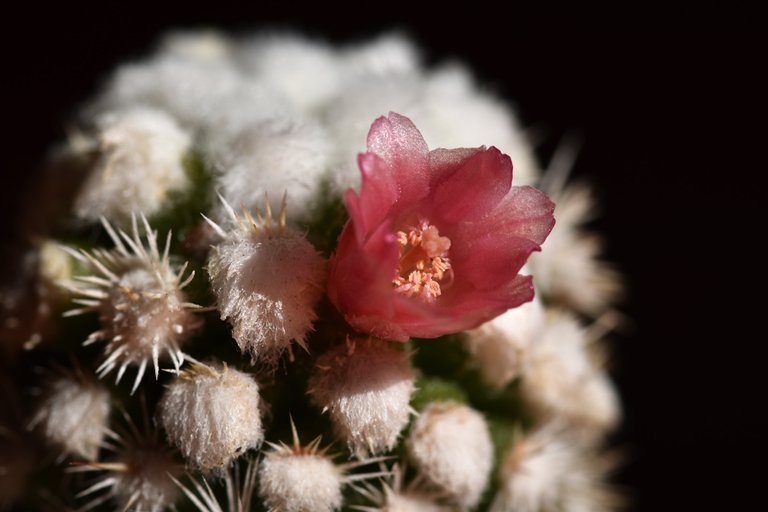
[3,9,765,511]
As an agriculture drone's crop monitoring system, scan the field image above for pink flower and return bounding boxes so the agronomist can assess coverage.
[327,113,555,341]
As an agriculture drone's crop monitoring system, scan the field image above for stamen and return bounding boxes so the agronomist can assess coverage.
[392,221,452,303]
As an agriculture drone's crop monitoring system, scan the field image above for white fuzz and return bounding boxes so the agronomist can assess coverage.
[72,415,180,512]
[490,425,619,512]
[258,425,343,512]
[338,33,421,78]
[237,33,343,111]
[206,198,325,365]
[28,369,110,461]
[464,296,545,388]
[74,106,192,225]
[93,55,287,136]
[158,362,264,471]
[521,311,620,434]
[406,402,493,509]
[210,117,332,223]
[61,216,199,394]
[308,338,415,457]
[529,181,623,316]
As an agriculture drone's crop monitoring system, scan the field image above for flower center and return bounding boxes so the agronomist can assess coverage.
[392,221,452,303]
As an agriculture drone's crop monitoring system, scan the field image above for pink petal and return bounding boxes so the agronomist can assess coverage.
[351,152,399,235]
[428,147,482,186]
[366,112,430,204]
[390,274,533,338]
[450,233,541,290]
[429,147,512,223]
[328,220,400,333]
[483,185,556,245]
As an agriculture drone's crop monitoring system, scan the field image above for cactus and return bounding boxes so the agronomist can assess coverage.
[0,30,624,511]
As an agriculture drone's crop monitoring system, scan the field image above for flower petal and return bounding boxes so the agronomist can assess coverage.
[451,232,541,291]
[351,152,399,235]
[366,112,430,204]
[328,220,401,336]
[429,147,512,223]
[483,185,556,245]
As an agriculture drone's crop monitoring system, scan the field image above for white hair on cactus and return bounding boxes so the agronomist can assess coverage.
[308,338,415,458]
[338,33,421,78]
[258,419,389,512]
[464,294,545,388]
[91,55,288,136]
[236,33,343,111]
[210,117,332,223]
[61,215,200,394]
[529,156,623,316]
[158,361,263,471]
[173,455,259,512]
[27,366,110,461]
[70,410,180,512]
[73,106,192,225]
[406,402,493,509]
[205,196,325,366]
[490,424,621,512]
[521,311,620,434]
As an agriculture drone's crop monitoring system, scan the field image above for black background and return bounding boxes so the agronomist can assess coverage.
[3,8,766,511]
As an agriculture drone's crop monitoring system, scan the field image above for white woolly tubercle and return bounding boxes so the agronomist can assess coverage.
[206,197,325,366]
[308,338,415,457]
[464,295,545,388]
[28,370,110,461]
[258,425,343,512]
[158,362,263,471]
[407,402,493,509]
[62,216,199,394]
[522,311,620,434]
[490,425,619,512]
[210,117,332,224]
[74,106,192,225]
[236,33,343,112]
